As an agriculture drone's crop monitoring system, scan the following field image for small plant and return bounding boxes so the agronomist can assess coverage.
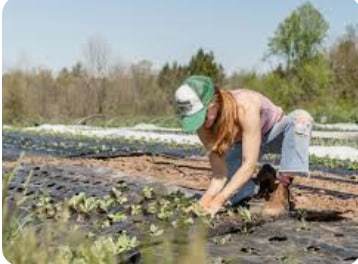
[238,207,257,234]
[131,204,142,216]
[110,187,128,205]
[108,212,127,223]
[68,192,86,210]
[78,197,98,214]
[147,201,158,214]
[149,224,164,236]
[101,219,111,228]
[142,186,154,199]
[183,217,195,225]
[117,232,139,253]
[212,234,232,245]
[116,182,129,192]
[35,194,55,217]
[157,207,172,221]
[97,196,115,213]
[238,207,253,223]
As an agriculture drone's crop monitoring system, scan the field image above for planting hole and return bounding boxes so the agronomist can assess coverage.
[47,182,56,187]
[343,256,358,261]
[334,233,344,237]
[306,245,320,252]
[240,247,258,255]
[25,190,34,196]
[269,236,287,242]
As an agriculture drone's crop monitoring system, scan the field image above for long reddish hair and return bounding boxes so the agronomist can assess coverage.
[210,85,241,156]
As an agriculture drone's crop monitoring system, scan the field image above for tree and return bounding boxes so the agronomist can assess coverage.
[187,48,225,84]
[330,25,358,101]
[157,61,188,105]
[268,2,329,73]
[265,2,331,108]
[2,71,25,123]
[82,35,111,114]
[157,48,225,107]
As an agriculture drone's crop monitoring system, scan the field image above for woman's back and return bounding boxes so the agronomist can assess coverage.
[230,89,283,137]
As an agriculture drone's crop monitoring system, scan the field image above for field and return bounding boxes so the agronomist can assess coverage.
[2,125,358,264]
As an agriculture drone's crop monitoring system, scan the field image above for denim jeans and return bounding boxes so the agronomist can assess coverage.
[225,109,313,206]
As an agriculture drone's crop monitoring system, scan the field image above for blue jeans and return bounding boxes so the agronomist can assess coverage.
[225,109,313,206]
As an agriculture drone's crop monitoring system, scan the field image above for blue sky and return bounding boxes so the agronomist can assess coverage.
[2,0,358,74]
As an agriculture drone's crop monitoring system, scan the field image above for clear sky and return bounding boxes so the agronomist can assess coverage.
[2,0,358,74]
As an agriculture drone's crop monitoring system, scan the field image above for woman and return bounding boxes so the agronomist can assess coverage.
[175,75,313,217]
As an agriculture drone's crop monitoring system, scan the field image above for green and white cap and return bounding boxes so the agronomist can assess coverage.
[175,75,215,132]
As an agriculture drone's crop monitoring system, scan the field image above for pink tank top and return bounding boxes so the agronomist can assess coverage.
[230,89,283,136]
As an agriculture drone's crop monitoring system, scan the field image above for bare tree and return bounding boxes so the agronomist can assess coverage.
[82,35,111,114]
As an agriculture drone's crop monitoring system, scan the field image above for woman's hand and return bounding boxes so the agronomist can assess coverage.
[199,193,214,208]
[185,193,225,217]
[203,194,227,217]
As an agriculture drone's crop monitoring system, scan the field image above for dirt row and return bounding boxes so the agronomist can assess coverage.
[4,155,358,221]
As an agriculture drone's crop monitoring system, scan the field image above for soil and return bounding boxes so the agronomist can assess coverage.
[3,154,357,221]
[2,131,358,263]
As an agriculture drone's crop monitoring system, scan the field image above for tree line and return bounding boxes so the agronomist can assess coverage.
[3,2,358,125]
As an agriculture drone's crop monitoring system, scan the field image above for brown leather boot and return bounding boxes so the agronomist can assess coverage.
[255,164,276,200]
[261,182,290,218]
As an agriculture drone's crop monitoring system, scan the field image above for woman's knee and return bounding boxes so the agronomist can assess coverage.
[288,109,314,136]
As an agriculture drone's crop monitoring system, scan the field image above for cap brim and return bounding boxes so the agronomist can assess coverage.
[181,107,207,133]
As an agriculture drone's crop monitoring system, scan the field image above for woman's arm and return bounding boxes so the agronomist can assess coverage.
[218,101,261,200]
[204,152,228,196]
[204,98,262,215]
[197,128,228,206]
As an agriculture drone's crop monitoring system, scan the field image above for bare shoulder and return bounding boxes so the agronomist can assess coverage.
[230,89,261,117]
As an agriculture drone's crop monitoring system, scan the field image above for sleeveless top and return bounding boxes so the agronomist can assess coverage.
[230,89,283,137]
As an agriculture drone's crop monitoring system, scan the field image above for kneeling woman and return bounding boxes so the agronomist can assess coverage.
[174,75,313,217]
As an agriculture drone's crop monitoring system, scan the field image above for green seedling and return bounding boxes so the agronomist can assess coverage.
[101,219,111,228]
[78,197,98,215]
[108,212,127,222]
[110,187,128,205]
[142,186,154,199]
[131,205,142,216]
[157,206,173,221]
[117,232,139,254]
[35,194,56,218]
[53,202,71,222]
[147,201,158,214]
[158,198,171,208]
[183,217,194,225]
[238,207,257,234]
[149,224,164,236]
[97,197,114,213]
[238,207,253,223]
[212,234,232,245]
[68,192,86,210]
[116,182,129,192]
[226,208,236,218]
[183,203,208,217]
